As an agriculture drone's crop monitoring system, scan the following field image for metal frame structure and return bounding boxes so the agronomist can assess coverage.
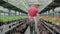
[40,0,60,13]
[40,0,60,16]
[0,0,28,15]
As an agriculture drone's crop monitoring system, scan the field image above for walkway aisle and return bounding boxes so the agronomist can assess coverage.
[25,26,40,34]
[25,26,30,34]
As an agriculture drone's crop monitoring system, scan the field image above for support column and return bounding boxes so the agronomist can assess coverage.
[52,8,55,17]
[19,12,20,16]
[47,11,49,16]
[15,11,16,16]
[8,9,11,16]
[48,10,50,16]
[4,12,5,16]
[18,12,20,16]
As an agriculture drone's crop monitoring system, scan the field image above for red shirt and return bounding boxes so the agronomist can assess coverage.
[28,6,39,21]
[28,6,39,17]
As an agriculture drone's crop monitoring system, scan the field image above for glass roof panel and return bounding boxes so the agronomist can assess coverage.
[8,0,53,12]
[8,0,28,12]
[0,6,4,10]
[55,7,60,12]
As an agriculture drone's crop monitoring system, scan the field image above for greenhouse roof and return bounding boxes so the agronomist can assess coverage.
[1,0,60,14]
[40,0,60,13]
[7,0,53,13]
[0,0,27,14]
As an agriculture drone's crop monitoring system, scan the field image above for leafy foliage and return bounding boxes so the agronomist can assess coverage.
[0,16,27,23]
[40,16,60,26]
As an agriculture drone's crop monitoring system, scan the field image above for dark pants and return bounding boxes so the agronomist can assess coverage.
[30,22,37,34]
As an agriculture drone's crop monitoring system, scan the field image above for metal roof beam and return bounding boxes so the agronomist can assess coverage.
[0,0,27,14]
[40,0,60,14]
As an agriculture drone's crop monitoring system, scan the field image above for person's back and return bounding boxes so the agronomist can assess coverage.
[28,5,39,21]
[28,2,40,34]
[28,6,38,17]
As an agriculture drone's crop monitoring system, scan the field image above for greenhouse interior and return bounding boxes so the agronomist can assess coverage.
[0,0,60,34]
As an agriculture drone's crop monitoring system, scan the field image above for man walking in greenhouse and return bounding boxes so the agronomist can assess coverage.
[28,2,40,34]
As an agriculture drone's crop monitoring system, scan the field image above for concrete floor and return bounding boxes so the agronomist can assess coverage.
[25,26,40,34]
[25,26,30,34]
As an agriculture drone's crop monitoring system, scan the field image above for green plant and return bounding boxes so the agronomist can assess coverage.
[0,16,27,23]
